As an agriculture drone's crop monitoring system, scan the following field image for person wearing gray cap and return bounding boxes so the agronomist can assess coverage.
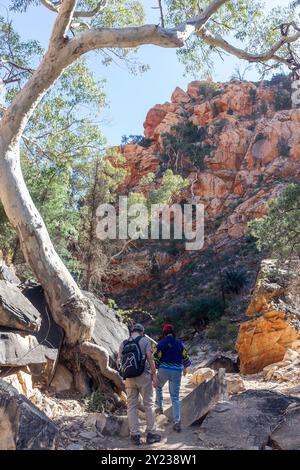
[118,323,161,446]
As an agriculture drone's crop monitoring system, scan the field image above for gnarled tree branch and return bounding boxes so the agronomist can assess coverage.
[197,26,297,66]
[41,0,108,18]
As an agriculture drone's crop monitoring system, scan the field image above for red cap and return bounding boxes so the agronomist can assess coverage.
[163,324,174,333]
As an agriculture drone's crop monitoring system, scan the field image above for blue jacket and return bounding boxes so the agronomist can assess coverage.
[153,335,191,370]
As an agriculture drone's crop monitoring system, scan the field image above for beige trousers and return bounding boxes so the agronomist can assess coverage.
[125,371,156,436]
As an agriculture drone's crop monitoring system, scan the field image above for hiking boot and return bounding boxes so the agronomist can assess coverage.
[173,421,181,432]
[155,407,164,415]
[146,432,161,444]
[130,434,141,446]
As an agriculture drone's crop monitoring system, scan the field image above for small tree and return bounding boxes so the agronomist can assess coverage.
[249,183,300,260]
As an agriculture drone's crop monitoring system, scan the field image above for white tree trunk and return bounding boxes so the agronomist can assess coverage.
[0,138,95,345]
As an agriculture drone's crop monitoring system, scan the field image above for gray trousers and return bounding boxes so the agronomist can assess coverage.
[125,371,156,436]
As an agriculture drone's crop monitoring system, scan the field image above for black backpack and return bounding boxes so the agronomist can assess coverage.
[120,336,146,379]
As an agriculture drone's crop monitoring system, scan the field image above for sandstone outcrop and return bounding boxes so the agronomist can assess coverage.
[0,379,58,450]
[262,340,300,383]
[104,77,300,293]
[236,259,300,374]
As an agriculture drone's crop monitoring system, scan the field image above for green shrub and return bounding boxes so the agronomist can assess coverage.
[212,101,221,116]
[223,268,248,294]
[269,73,291,91]
[274,90,292,111]
[214,119,228,132]
[254,132,265,143]
[260,102,268,114]
[84,390,114,413]
[277,138,290,158]
[186,297,225,325]
[199,83,222,100]
[161,122,208,171]
[227,107,234,115]
[107,298,117,309]
[121,134,153,147]
[207,318,239,350]
[249,88,257,104]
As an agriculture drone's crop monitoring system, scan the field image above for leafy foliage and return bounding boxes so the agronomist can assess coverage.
[186,296,225,325]
[165,1,298,78]
[0,15,43,87]
[274,90,292,111]
[161,121,208,171]
[207,318,239,350]
[121,134,153,147]
[223,268,248,294]
[84,389,114,413]
[199,82,222,100]
[249,183,300,260]
[277,138,291,158]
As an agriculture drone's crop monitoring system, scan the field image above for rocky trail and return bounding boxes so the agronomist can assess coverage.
[50,350,300,451]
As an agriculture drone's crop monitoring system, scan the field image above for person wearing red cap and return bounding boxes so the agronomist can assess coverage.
[153,324,191,432]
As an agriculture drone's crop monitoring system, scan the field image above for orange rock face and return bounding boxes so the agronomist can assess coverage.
[104,79,300,292]
[236,260,300,374]
[237,311,299,374]
[143,104,168,140]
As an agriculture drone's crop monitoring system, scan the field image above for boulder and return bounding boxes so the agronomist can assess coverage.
[50,363,73,393]
[270,405,300,449]
[237,260,300,374]
[84,292,128,363]
[262,343,300,383]
[226,374,245,395]
[0,283,63,387]
[206,354,239,373]
[1,368,34,397]
[190,367,215,385]
[0,379,58,449]
[198,390,300,450]
[85,412,129,437]
[0,280,41,332]
[0,261,20,285]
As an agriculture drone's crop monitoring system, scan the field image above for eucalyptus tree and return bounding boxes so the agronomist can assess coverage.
[1,0,300,390]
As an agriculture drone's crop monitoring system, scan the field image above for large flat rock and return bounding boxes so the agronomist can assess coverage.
[164,370,226,427]
[0,280,41,332]
[270,405,300,449]
[0,283,63,387]
[198,390,300,450]
[84,292,128,363]
[0,379,58,450]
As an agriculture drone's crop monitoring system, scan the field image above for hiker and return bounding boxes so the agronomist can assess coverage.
[153,324,191,432]
[118,323,161,446]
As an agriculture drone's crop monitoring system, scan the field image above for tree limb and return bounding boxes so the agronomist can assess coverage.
[49,0,77,47]
[52,0,229,53]
[197,26,298,66]
[41,0,108,18]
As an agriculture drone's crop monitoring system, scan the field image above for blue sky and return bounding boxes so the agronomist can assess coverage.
[1,0,292,145]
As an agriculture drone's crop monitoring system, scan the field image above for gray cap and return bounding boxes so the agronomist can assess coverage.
[131,323,144,333]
